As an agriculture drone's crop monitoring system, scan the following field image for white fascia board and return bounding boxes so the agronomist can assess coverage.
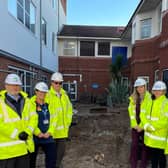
[57,36,121,40]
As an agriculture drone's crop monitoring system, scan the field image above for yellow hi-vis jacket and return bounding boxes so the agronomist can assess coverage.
[144,95,168,150]
[30,95,55,136]
[0,90,37,160]
[47,87,73,139]
[128,91,151,129]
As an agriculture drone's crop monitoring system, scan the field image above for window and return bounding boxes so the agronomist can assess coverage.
[98,42,110,56]
[63,41,75,56]
[80,41,95,56]
[140,18,152,39]
[52,0,56,9]
[8,0,36,34]
[154,70,159,82]
[52,32,55,52]
[163,70,168,97]
[8,66,35,96]
[42,18,47,45]
[132,22,136,43]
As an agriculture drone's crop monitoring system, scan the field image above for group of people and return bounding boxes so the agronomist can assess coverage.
[129,78,168,168]
[0,72,73,168]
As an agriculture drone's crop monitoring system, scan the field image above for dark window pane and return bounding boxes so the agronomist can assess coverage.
[25,0,30,14]
[25,13,30,29]
[42,18,47,45]
[17,0,23,6]
[80,41,95,56]
[17,4,24,23]
[98,42,110,55]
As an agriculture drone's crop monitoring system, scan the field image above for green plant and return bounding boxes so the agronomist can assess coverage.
[108,79,129,104]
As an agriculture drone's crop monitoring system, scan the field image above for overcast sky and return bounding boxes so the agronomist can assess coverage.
[67,0,140,26]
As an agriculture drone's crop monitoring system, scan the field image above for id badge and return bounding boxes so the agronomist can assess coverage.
[43,119,49,124]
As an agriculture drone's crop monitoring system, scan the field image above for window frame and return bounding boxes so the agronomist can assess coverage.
[140,18,152,39]
[63,40,76,56]
[97,41,110,56]
[8,0,36,34]
[42,18,47,45]
[80,41,95,56]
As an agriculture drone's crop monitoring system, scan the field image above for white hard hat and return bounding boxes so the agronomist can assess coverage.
[152,81,167,91]
[5,74,22,85]
[51,72,63,82]
[35,82,48,92]
[134,78,146,87]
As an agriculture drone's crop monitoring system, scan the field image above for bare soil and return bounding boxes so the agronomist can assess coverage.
[63,104,131,168]
[37,104,132,168]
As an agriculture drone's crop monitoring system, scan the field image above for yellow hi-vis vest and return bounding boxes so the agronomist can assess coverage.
[128,91,152,129]
[144,95,168,149]
[0,90,37,159]
[30,95,55,136]
[47,87,73,139]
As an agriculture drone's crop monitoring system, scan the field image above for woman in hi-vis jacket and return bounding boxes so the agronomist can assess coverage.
[144,81,168,168]
[128,78,151,168]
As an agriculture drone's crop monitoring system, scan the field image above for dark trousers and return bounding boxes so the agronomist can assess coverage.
[150,147,166,168]
[30,142,56,168]
[130,129,149,168]
[55,138,66,168]
[0,154,29,168]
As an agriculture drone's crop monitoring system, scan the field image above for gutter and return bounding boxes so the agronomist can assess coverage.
[57,36,121,40]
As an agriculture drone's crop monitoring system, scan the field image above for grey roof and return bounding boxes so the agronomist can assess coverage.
[58,25,125,38]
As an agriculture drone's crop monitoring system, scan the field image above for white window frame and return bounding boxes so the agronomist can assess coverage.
[140,18,152,39]
[154,69,159,82]
[97,41,110,57]
[8,66,36,96]
[8,0,36,34]
[42,18,47,45]
[63,40,76,56]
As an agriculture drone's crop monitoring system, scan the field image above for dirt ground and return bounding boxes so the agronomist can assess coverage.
[36,103,168,168]
[63,104,131,168]
[37,103,131,168]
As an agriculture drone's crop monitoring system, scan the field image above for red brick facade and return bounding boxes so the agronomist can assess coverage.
[0,55,51,92]
[59,56,112,99]
[128,11,168,90]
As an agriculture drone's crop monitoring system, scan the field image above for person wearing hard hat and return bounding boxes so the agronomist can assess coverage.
[47,72,73,168]
[0,73,37,168]
[144,81,168,168]
[30,82,56,168]
[128,78,151,168]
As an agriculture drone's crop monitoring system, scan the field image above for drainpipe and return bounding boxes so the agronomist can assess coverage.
[58,0,60,31]
[40,0,42,66]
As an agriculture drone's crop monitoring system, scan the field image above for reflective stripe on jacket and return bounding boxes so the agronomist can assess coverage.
[47,87,73,138]
[0,90,37,159]
[128,91,151,129]
[144,95,168,149]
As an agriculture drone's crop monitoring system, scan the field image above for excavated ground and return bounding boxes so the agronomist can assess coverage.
[37,103,132,168]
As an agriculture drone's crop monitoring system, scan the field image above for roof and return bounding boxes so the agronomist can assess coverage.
[58,25,125,38]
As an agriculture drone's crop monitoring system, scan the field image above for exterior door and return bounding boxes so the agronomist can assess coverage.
[63,82,77,101]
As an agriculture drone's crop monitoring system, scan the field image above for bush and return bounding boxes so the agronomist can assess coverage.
[108,79,129,105]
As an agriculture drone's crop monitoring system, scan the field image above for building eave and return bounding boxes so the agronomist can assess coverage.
[0,49,53,73]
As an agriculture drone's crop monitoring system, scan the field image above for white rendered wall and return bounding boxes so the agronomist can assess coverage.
[0,0,66,72]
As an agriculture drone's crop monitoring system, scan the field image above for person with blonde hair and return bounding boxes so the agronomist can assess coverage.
[128,78,151,168]
[144,81,168,168]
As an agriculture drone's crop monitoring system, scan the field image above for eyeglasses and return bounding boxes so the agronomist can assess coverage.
[52,81,62,85]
